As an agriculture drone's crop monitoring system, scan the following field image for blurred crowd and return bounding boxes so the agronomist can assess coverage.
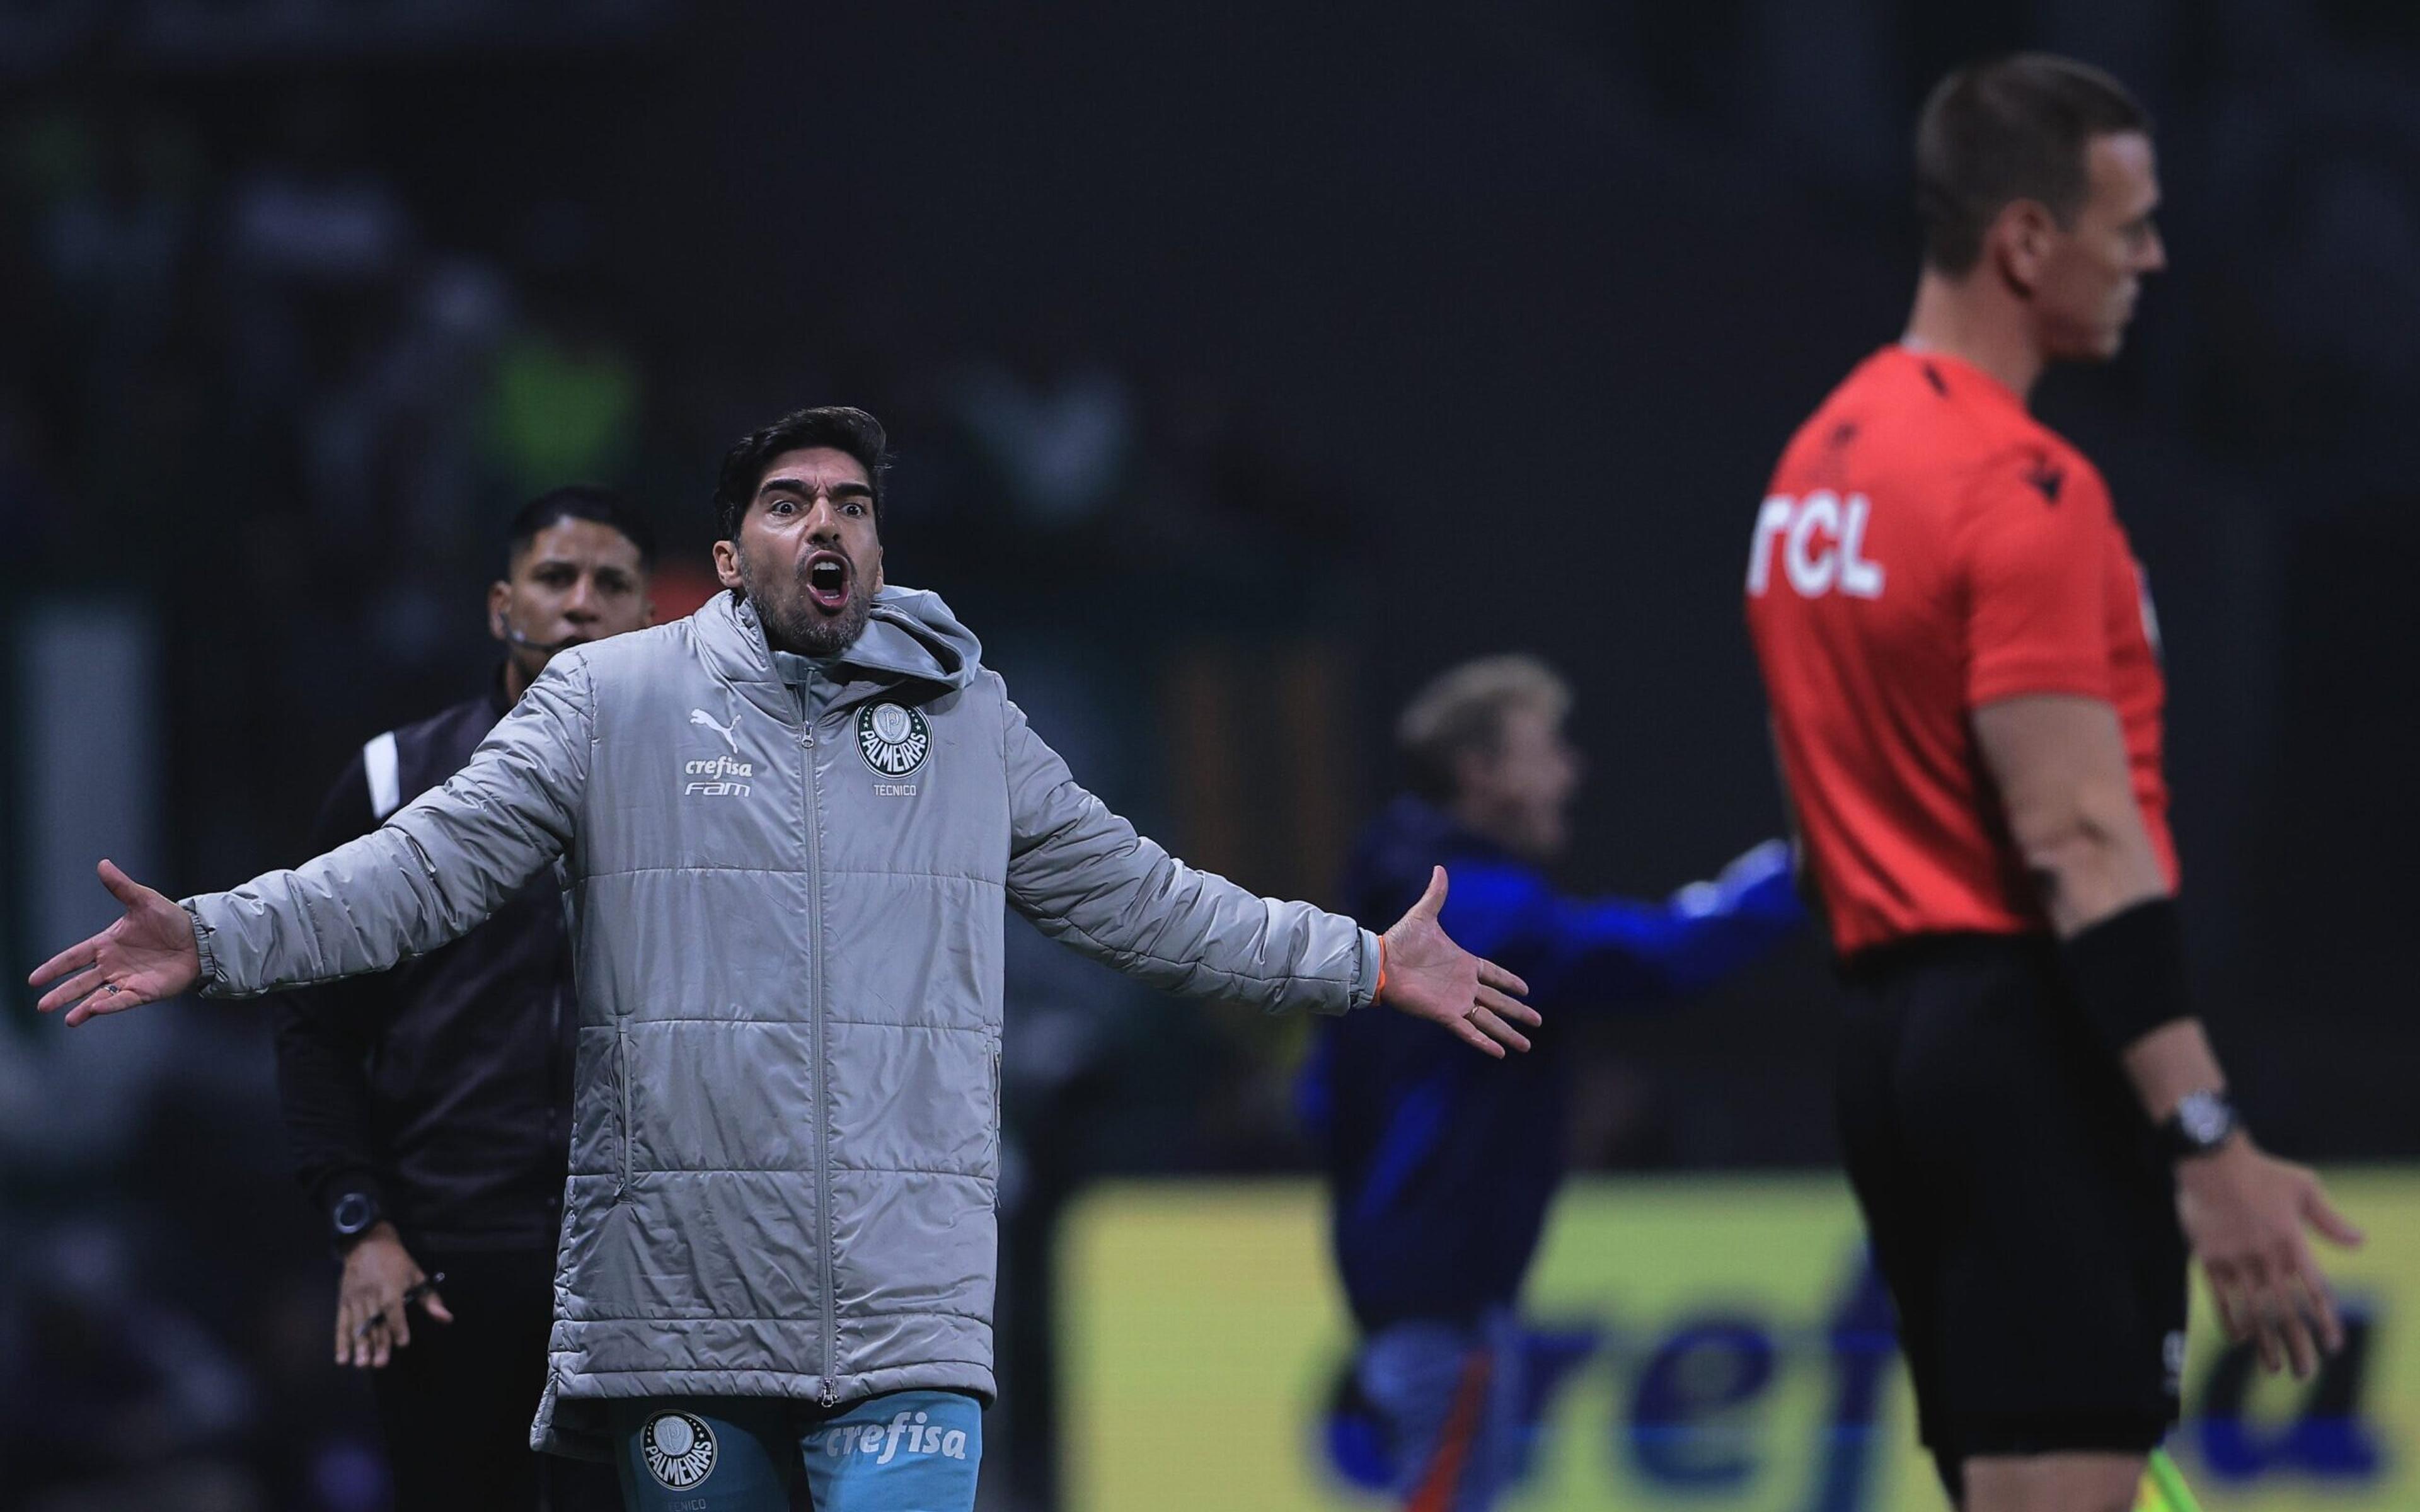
[3,3,2418,1508]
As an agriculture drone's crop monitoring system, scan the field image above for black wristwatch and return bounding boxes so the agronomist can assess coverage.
[331,1189,383,1248]
[2158,1089,2240,1162]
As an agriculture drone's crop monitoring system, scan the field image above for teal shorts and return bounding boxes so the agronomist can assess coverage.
[607,1390,981,1512]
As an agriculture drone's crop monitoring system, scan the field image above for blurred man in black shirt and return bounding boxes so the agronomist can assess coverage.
[271,486,655,1511]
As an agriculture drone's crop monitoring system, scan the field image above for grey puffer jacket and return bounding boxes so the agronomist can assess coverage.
[185,587,1380,1456]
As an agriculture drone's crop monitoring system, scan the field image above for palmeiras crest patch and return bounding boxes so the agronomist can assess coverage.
[857,701,932,777]
[642,1410,717,1489]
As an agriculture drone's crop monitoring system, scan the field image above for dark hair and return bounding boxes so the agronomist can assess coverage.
[713,406,890,541]
[1915,54,2151,276]
[506,484,657,571]
[1395,655,1571,805]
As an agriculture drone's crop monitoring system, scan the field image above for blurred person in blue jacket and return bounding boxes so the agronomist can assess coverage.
[1302,655,1804,1511]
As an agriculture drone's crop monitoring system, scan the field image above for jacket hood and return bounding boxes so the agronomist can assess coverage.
[839,585,984,692]
[696,585,984,715]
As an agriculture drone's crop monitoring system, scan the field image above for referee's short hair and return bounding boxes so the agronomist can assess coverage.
[1915,54,2152,277]
[506,484,657,573]
[1396,655,1571,806]
[714,406,890,542]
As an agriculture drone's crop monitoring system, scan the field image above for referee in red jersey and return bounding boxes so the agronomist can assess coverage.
[1744,55,2362,1512]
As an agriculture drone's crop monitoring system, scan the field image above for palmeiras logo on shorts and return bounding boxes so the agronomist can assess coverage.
[857,701,931,777]
[642,1410,717,1489]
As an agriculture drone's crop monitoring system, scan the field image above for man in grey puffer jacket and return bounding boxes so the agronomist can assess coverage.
[33,406,1538,1512]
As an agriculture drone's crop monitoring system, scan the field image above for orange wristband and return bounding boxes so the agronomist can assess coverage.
[1374,937,1389,999]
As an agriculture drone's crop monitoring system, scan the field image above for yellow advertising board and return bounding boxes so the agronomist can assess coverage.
[1060,1171,2415,1511]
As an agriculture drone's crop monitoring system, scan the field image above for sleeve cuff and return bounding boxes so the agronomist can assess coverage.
[180,898,228,997]
[1966,660,2113,709]
[1347,928,1384,1014]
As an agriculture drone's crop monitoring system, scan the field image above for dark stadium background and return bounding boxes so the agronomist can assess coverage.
[3,3,2414,1508]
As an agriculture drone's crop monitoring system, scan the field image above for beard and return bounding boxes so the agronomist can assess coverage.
[739,544,875,658]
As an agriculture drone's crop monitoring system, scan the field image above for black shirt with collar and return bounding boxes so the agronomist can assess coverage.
[268,674,573,1254]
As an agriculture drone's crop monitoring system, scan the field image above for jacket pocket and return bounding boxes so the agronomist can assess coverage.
[989,1041,1003,1152]
[614,1019,635,1200]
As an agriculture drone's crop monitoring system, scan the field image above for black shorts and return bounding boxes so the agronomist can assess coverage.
[1836,932,2187,1477]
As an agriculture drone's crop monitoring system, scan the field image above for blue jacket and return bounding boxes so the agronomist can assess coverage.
[1303,796,1804,1330]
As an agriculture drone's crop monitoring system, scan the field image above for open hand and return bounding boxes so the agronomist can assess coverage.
[1378,866,1538,1057]
[28,861,201,1025]
[2177,1138,2364,1379]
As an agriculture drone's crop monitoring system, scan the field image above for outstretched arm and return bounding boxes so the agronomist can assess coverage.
[1000,696,1534,1055]
[1570,839,1803,1000]
[1431,841,1802,1012]
[32,656,593,1022]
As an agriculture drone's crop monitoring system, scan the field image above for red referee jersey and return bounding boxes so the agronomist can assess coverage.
[1744,345,2177,958]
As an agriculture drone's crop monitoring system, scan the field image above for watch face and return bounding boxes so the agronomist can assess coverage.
[333,1193,376,1235]
[2179,1092,2232,1145]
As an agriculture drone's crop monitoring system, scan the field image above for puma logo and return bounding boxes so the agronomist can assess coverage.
[689,708,740,753]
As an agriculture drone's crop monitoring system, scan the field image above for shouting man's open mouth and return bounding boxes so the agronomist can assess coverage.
[805,549,852,615]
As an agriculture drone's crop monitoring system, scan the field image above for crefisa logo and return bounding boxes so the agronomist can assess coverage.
[684,753,753,798]
[642,1410,717,1489]
[812,1407,971,1465]
[858,702,931,778]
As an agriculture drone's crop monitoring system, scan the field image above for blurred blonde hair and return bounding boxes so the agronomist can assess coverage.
[1395,655,1570,803]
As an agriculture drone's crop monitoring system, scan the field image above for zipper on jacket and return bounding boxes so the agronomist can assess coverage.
[798,675,841,1409]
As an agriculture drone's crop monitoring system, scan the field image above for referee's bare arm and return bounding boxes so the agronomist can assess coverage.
[1977,694,2364,1381]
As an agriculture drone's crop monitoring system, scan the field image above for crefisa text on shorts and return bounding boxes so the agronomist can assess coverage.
[811,1408,970,1466]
